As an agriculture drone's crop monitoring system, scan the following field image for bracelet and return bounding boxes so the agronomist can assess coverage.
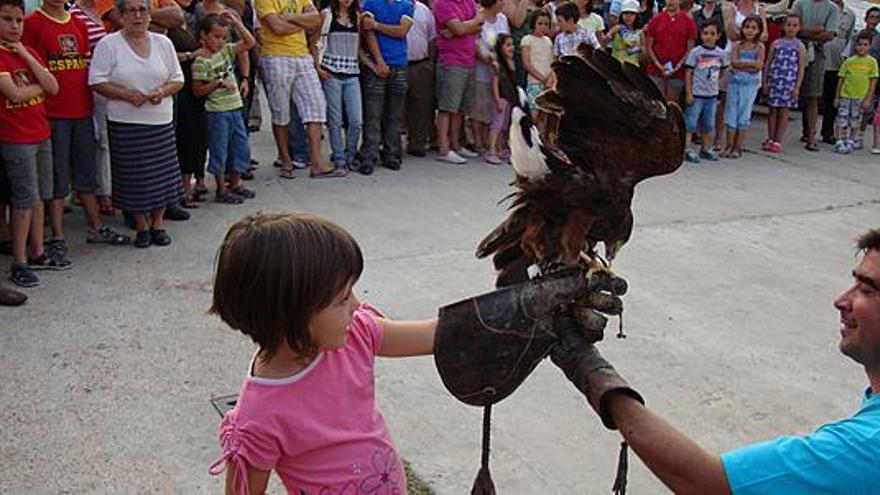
[240,76,250,82]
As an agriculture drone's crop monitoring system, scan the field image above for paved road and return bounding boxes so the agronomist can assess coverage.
[2,116,878,493]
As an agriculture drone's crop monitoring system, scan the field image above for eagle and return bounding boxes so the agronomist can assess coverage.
[476,46,686,289]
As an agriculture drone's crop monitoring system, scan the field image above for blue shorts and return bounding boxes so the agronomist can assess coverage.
[684,95,718,133]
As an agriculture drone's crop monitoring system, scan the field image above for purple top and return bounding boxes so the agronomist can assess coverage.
[433,0,478,67]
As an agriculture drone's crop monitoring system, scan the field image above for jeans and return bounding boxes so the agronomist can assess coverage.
[360,67,408,165]
[323,75,363,166]
[287,102,309,164]
[724,78,761,130]
[207,110,250,176]
[684,96,718,133]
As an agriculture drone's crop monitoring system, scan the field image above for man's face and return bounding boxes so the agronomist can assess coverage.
[834,249,880,371]
[867,10,880,29]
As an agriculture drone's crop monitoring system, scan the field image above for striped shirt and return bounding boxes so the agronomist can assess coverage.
[69,3,107,52]
[192,43,244,112]
[320,10,360,75]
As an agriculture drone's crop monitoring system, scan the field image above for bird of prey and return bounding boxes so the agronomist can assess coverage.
[476,46,685,289]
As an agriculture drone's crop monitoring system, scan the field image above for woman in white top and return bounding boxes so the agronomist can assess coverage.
[89,0,185,249]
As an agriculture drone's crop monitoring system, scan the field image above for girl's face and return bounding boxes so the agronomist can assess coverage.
[621,11,636,26]
[741,20,759,41]
[783,16,800,37]
[534,16,550,35]
[502,37,514,58]
[308,281,360,351]
[339,0,353,10]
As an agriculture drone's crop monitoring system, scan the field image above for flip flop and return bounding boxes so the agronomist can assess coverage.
[279,168,296,180]
[310,167,348,179]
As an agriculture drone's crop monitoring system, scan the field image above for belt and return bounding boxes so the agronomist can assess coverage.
[409,57,430,64]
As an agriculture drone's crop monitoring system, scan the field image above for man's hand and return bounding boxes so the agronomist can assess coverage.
[239,78,250,98]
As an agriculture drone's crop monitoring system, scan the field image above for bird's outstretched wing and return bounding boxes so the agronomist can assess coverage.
[477,46,684,288]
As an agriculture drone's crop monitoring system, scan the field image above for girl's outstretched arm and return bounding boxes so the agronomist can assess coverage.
[378,318,437,357]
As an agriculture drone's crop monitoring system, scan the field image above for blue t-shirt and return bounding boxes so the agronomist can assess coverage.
[363,0,415,68]
[722,388,880,495]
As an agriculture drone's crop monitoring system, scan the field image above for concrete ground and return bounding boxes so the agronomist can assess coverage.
[1,114,878,494]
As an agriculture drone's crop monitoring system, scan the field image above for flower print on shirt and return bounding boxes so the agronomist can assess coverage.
[359,448,401,494]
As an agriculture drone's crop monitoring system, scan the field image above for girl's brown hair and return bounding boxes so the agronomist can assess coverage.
[210,211,364,360]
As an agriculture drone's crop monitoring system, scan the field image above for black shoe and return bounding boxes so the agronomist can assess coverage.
[150,229,172,246]
[164,205,190,221]
[358,162,374,175]
[240,170,254,181]
[407,148,426,158]
[382,159,401,171]
[821,135,837,145]
[134,230,151,248]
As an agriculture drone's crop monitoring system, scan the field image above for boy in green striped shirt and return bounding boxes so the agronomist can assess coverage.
[192,12,257,204]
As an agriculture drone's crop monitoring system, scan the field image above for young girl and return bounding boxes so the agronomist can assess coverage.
[317,0,362,170]
[722,15,765,158]
[520,9,553,129]
[606,0,643,67]
[486,34,518,165]
[762,12,804,154]
[208,212,437,494]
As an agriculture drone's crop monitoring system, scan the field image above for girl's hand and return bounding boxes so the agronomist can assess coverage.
[496,97,505,113]
[440,28,452,39]
[362,16,377,30]
[685,94,694,106]
[317,67,331,81]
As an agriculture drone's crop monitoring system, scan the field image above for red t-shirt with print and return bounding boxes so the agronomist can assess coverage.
[644,10,697,79]
[23,9,93,119]
[0,45,50,144]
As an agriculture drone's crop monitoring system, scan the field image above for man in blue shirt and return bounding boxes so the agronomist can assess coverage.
[551,228,880,494]
[359,0,414,174]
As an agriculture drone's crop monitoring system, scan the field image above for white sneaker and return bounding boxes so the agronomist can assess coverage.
[293,160,308,169]
[455,148,480,158]
[437,150,467,164]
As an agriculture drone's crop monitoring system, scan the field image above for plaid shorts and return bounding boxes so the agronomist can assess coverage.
[836,97,864,129]
[260,56,327,125]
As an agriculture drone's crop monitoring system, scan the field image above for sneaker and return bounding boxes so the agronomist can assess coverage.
[437,150,467,165]
[164,205,190,221]
[87,225,131,245]
[28,251,72,271]
[47,238,67,257]
[852,138,864,150]
[871,148,880,155]
[761,139,773,151]
[699,149,719,161]
[293,160,308,170]
[134,230,151,249]
[768,141,783,153]
[684,149,701,163]
[9,262,38,288]
[456,147,480,159]
[834,140,848,154]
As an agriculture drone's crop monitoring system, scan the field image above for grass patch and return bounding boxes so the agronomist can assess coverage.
[404,459,434,494]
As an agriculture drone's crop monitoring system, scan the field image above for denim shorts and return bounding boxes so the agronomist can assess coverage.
[50,117,98,198]
[0,139,53,209]
[684,95,718,133]
[207,109,250,177]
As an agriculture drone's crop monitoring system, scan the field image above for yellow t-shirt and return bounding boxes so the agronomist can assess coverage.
[255,0,310,57]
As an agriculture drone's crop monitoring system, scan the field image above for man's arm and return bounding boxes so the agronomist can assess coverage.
[261,12,304,35]
[444,13,484,37]
[363,12,414,38]
[606,394,732,495]
[284,3,321,30]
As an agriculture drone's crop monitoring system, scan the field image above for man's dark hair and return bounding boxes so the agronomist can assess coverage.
[856,29,874,45]
[200,13,230,34]
[530,7,552,30]
[0,0,24,12]
[210,211,364,361]
[556,2,580,22]
[867,6,880,19]
[857,229,880,253]
[479,0,498,8]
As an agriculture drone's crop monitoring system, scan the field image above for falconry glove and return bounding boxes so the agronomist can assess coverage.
[551,318,644,430]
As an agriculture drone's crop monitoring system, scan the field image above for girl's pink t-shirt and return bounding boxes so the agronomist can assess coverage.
[209,304,406,494]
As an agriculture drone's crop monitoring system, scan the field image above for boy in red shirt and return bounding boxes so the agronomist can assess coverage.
[0,0,60,287]
[24,0,130,260]
[644,0,697,101]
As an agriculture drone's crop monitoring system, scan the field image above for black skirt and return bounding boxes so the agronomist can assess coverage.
[108,121,183,213]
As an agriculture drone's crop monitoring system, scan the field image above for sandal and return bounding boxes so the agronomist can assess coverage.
[180,195,200,209]
[87,225,131,245]
[279,168,296,180]
[805,141,820,152]
[310,167,348,179]
[229,186,256,199]
[215,192,244,204]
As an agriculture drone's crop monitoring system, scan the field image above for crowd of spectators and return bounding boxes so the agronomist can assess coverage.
[0,0,870,305]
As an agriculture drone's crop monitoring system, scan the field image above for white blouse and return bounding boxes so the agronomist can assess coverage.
[88,31,183,125]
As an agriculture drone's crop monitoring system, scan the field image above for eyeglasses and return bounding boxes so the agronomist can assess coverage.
[124,6,149,16]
